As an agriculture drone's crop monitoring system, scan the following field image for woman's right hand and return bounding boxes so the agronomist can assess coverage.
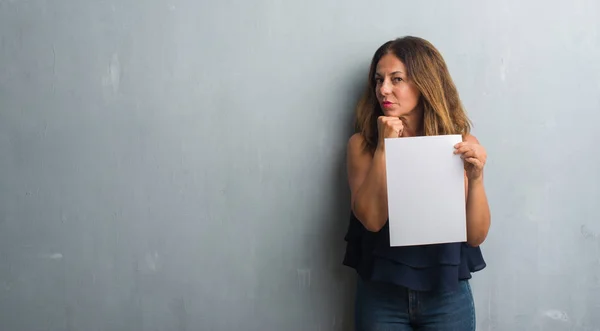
[377,116,404,149]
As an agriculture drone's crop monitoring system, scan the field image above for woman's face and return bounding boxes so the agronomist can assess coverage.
[374,53,421,118]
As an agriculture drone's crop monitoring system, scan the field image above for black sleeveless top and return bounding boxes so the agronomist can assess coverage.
[342,211,486,291]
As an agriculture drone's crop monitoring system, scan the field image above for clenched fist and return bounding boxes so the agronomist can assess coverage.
[377,116,404,147]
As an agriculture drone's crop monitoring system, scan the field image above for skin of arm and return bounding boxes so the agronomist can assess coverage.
[347,133,389,232]
[462,134,491,247]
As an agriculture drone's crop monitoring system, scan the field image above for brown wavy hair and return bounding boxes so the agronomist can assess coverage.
[354,36,472,153]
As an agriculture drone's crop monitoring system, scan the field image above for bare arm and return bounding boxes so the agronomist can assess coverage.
[465,177,490,246]
[347,134,389,232]
[460,135,491,246]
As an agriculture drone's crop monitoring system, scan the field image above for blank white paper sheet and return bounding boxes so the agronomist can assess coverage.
[384,134,466,247]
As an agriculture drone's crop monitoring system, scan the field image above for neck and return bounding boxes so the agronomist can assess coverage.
[400,110,424,137]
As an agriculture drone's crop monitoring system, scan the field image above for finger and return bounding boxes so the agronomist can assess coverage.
[394,127,404,136]
[387,121,403,129]
[454,141,467,149]
[387,125,403,133]
[379,116,394,124]
[383,117,401,124]
[457,144,482,155]
[454,145,473,155]
[386,122,403,129]
[455,141,480,149]
[453,141,469,149]
[459,149,477,159]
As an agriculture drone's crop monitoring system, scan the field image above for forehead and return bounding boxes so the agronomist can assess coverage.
[375,53,406,75]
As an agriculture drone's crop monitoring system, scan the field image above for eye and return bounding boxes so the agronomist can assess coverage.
[374,77,383,84]
[393,77,403,83]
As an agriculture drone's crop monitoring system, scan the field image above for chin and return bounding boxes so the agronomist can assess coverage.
[382,109,404,117]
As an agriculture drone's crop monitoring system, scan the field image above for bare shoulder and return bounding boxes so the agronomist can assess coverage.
[463,134,480,144]
[347,133,365,150]
[347,133,373,177]
[347,133,372,161]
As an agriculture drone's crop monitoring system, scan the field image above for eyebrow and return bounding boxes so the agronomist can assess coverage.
[374,71,404,76]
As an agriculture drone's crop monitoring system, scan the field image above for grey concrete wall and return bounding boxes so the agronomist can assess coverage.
[1,0,599,330]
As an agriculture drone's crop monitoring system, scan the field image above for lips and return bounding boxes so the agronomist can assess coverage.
[382,101,394,108]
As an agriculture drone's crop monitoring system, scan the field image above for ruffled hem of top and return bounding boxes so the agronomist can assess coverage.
[367,245,486,291]
[342,211,486,292]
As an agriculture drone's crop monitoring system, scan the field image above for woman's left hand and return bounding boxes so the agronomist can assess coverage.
[454,138,487,181]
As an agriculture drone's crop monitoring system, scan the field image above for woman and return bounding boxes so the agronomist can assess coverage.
[343,36,491,330]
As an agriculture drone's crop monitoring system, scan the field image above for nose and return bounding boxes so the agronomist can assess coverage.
[378,79,392,96]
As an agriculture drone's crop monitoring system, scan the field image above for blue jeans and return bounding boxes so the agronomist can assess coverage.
[354,277,475,331]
